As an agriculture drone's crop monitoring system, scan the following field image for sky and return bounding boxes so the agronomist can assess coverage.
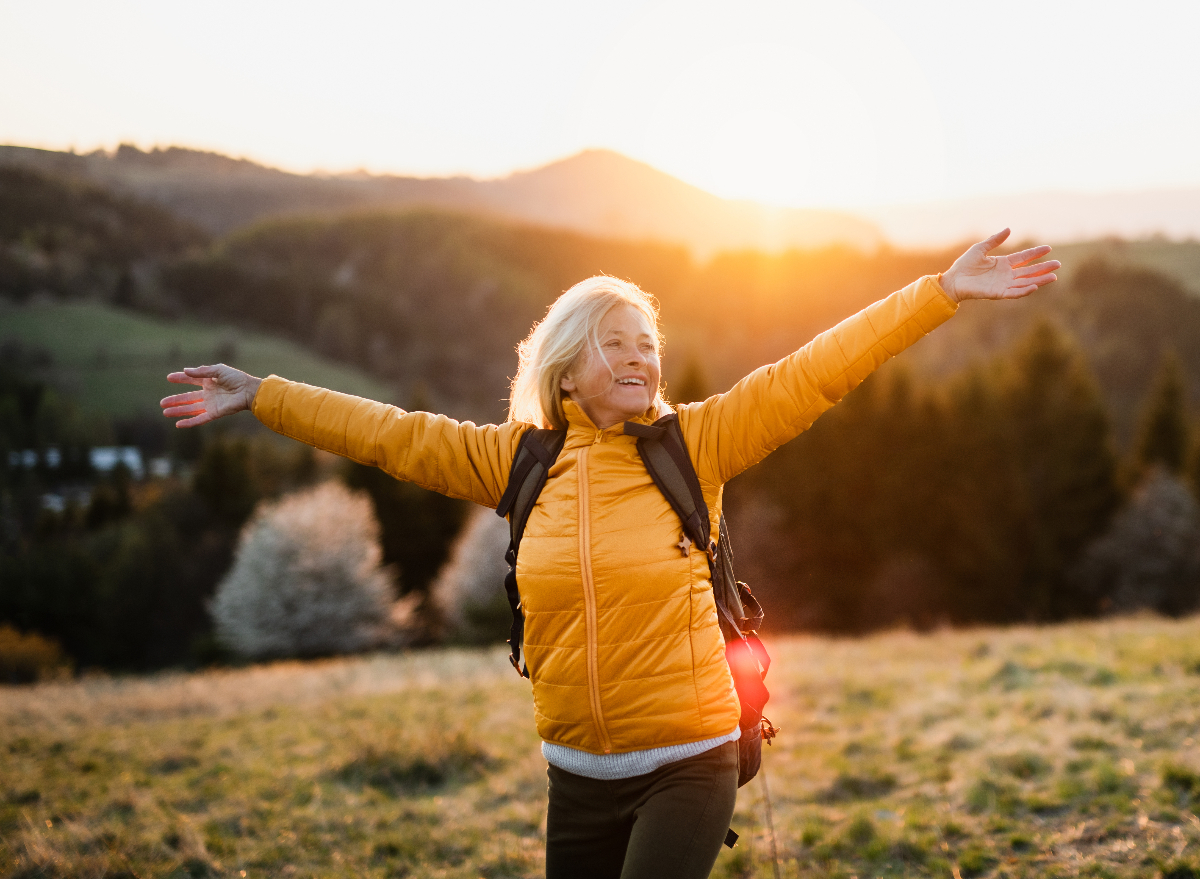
[2,0,1199,210]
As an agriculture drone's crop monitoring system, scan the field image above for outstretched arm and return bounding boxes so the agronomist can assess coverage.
[160,364,263,427]
[679,230,1059,485]
[164,367,528,508]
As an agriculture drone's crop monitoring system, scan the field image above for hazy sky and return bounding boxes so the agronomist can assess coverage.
[2,0,1198,209]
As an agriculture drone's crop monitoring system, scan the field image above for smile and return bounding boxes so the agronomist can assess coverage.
[617,378,646,386]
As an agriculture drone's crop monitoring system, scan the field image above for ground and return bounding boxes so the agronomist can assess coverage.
[5,616,1200,878]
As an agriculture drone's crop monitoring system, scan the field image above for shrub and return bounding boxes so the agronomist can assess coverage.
[429,505,511,643]
[210,482,396,659]
[0,624,73,683]
[1072,468,1200,615]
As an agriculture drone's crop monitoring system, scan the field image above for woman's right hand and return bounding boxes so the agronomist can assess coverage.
[160,364,263,428]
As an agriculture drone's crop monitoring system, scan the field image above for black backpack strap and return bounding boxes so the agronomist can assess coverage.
[624,415,711,553]
[496,427,566,677]
[627,414,771,659]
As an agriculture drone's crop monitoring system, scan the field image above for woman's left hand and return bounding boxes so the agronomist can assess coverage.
[940,228,1060,303]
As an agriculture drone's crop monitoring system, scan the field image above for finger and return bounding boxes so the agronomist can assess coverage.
[1014,260,1061,278]
[175,411,215,429]
[163,402,207,419]
[182,365,223,378]
[1002,275,1057,299]
[1006,245,1053,267]
[1002,283,1040,299]
[979,228,1011,252]
[160,390,205,408]
[166,371,206,386]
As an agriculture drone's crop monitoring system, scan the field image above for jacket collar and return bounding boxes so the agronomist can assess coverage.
[562,399,671,446]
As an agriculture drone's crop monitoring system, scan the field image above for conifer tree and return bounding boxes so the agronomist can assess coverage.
[939,364,1030,623]
[1134,350,1190,474]
[1001,321,1121,619]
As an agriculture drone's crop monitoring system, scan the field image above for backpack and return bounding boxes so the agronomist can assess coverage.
[494,412,778,790]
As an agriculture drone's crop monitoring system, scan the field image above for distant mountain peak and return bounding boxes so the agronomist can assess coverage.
[0,142,882,254]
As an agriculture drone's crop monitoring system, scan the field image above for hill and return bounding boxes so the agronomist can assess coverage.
[0,300,395,420]
[6,617,1200,878]
[0,144,883,256]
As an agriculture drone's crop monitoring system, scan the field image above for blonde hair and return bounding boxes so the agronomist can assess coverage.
[508,276,665,429]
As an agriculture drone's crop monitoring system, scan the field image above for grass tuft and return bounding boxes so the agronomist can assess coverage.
[333,731,494,793]
[817,769,897,802]
[965,778,1022,815]
[991,750,1052,779]
[1072,734,1117,751]
[957,842,998,877]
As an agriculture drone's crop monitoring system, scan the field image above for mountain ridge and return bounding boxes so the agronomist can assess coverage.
[0,144,882,256]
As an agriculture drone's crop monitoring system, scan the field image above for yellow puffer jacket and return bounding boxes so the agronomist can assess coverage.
[252,275,957,754]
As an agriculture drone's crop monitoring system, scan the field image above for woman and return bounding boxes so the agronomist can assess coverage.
[161,228,1058,878]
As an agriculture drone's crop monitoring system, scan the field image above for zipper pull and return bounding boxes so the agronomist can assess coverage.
[593,430,603,445]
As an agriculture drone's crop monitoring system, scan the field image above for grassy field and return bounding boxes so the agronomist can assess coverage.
[0,300,394,419]
[5,616,1200,878]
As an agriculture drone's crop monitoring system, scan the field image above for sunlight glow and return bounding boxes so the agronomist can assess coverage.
[572,0,946,207]
[1,0,1199,210]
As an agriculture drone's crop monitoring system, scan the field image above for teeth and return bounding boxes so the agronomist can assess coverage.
[618,378,645,385]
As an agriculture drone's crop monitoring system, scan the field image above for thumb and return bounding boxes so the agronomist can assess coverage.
[980,228,1011,252]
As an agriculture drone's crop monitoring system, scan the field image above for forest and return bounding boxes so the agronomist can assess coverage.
[3,162,1200,676]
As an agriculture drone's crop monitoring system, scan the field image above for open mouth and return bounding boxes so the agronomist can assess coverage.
[617,378,646,386]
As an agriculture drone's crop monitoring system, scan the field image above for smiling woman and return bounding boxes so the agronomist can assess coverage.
[160,230,1058,879]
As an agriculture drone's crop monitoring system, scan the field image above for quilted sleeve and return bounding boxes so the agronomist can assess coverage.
[251,378,529,508]
[677,274,958,486]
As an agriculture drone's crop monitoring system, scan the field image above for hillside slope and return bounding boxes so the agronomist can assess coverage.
[0,300,394,419]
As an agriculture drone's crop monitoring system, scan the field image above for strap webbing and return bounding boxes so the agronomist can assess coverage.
[496,427,565,676]
[625,416,710,552]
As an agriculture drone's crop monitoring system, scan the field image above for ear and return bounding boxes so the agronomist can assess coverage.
[560,373,577,393]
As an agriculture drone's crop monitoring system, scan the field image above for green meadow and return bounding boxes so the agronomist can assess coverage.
[0,301,394,420]
[6,616,1200,879]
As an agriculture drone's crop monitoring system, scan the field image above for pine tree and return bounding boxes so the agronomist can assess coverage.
[1002,321,1121,619]
[1134,350,1190,474]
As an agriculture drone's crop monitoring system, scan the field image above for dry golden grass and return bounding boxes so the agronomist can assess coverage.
[5,616,1200,878]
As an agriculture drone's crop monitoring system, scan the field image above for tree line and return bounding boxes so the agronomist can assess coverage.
[726,322,1200,633]
[4,162,1200,671]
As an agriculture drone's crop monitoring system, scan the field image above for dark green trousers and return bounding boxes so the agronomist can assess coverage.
[545,741,739,879]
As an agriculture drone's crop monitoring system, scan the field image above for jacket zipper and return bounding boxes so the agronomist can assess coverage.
[577,440,613,753]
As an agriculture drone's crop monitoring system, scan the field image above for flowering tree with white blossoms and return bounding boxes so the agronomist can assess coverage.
[211,481,396,659]
[430,505,511,643]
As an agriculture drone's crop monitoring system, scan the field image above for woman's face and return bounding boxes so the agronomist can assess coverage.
[561,303,661,430]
